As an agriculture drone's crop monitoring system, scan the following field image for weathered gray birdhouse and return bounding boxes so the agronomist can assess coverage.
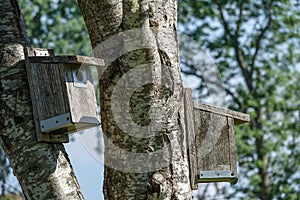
[25,48,105,143]
[183,88,250,189]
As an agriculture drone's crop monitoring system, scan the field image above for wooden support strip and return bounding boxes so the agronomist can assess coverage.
[193,101,250,125]
[183,88,198,190]
[28,55,105,66]
[227,117,238,184]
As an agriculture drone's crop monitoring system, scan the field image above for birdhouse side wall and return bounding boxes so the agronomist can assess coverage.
[29,62,70,120]
[25,60,70,143]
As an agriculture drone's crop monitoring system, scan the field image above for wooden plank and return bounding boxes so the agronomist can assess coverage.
[28,55,105,66]
[193,101,250,125]
[24,48,69,143]
[183,88,198,190]
[65,64,100,126]
[194,111,231,172]
[31,63,70,120]
[227,117,238,184]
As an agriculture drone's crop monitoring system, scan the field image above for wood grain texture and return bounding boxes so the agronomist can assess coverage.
[193,101,250,125]
[194,110,231,171]
[183,88,198,190]
[28,55,105,66]
[25,48,69,143]
[228,117,238,184]
[26,59,101,141]
[65,65,99,124]
[183,90,244,184]
[29,62,70,119]
[192,103,242,184]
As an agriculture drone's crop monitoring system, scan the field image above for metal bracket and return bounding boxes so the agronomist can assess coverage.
[34,49,50,56]
[40,113,72,133]
[72,68,87,88]
[199,170,236,179]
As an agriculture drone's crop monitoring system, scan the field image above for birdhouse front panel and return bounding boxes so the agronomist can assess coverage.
[193,106,237,184]
[64,64,99,130]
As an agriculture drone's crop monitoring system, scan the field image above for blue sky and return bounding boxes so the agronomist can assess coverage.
[6,128,104,200]
[65,129,104,200]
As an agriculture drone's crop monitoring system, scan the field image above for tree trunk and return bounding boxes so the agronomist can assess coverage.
[254,108,271,200]
[78,0,192,199]
[0,0,84,199]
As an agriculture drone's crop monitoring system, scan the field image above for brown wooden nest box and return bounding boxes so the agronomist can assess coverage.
[24,48,105,143]
[183,88,250,189]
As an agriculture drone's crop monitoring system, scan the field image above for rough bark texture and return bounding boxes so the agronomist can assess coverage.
[78,0,192,199]
[0,0,84,199]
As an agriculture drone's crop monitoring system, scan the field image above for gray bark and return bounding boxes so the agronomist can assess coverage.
[78,0,192,199]
[0,0,84,199]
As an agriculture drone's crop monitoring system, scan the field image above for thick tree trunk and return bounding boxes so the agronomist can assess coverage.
[78,0,192,199]
[0,0,84,199]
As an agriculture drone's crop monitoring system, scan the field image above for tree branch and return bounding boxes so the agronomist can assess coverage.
[224,87,242,109]
[214,2,233,38]
[250,2,273,74]
[214,1,253,91]
[236,0,245,36]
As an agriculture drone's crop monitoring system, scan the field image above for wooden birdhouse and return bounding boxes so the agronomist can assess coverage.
[183,88,250,189]
[25,47,105,143]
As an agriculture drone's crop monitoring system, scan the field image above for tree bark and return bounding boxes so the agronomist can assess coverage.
[0,0,84,199]
[78,0,192,199]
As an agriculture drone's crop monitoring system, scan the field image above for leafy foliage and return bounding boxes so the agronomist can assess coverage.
[19,0,91,55]
[2,0,299,199]
[178,0,300,199]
